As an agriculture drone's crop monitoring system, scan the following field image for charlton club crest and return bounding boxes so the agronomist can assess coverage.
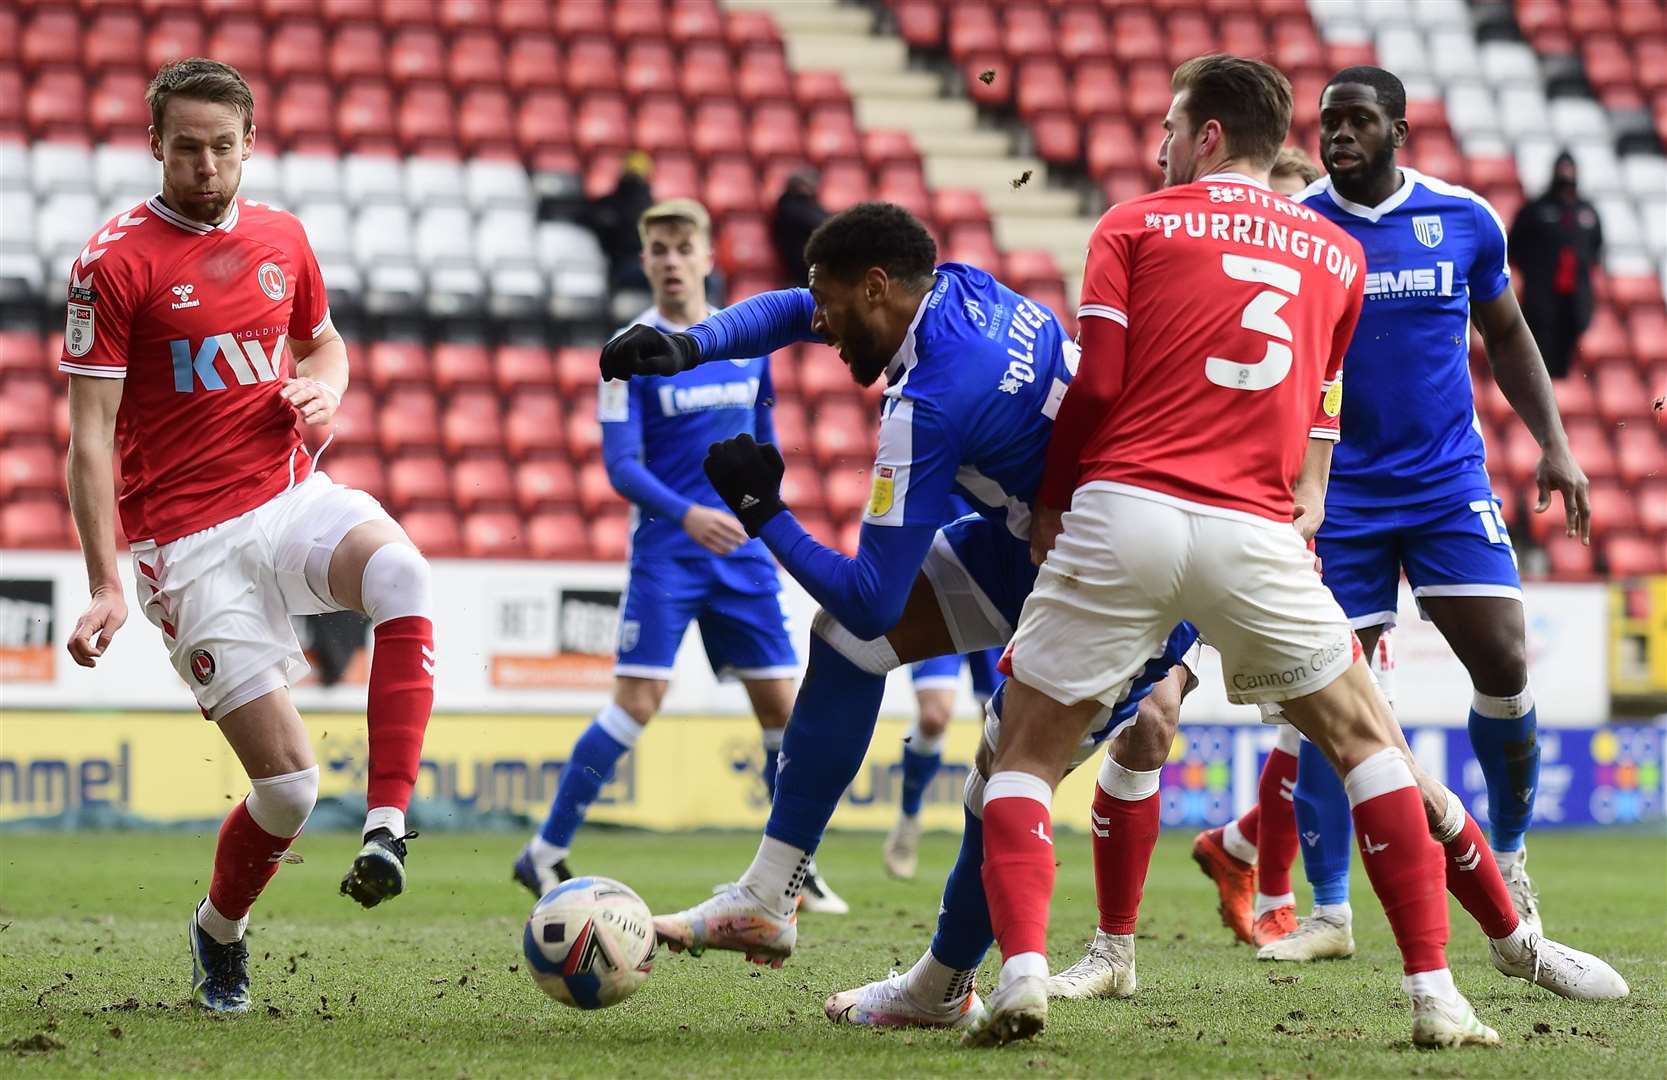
[257,261,286,300]
[189,648,216,685]
[1412,215,1444,249]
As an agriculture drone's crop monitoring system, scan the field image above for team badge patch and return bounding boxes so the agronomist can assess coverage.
[867,465,896,517]
[189,648,216,685]
[1412,215,1444,249]
[1323,375,1343,418]
[257,261,286,300]
[66,303,95,357]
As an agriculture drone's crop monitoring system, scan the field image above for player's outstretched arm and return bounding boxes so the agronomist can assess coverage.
[1473,288,1591,543]
[283,325,348,431]
[65,375,128,668]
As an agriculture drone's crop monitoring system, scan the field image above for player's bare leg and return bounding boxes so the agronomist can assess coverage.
[1277,663,1498,1047]
[192,689,319,1013]
[327,520,435,907]
[1051,672,1183,1000]
[1417,595,1543,935]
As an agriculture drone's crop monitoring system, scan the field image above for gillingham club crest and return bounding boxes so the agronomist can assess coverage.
[1412,215,1444,249]
[257,261,286,300]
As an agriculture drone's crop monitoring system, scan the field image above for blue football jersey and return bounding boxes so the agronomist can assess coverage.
[863,263,1078,539]
[1296,168,1511,507]
[598,308,776,560]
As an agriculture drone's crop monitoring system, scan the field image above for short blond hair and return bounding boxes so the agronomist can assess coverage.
[637,198,711,246]
[1271,146,1322,187]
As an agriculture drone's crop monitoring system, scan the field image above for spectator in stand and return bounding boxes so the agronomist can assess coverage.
[584,150,657,293]
[1270,146,1323,196]
[770,168,828,286]
[1509,152,1603,378]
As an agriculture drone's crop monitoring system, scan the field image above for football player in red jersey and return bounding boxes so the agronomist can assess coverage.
[967,56,1497,1050]
[61,60,436,1013]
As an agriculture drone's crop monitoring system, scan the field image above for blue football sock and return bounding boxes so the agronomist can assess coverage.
[1468,688,1539,852]
[539,710,633,849]
[899,742,943,818]
[763,634,887,852]
[1293,737,1353,907]
[929,805,993,971]
[763,748,780,802]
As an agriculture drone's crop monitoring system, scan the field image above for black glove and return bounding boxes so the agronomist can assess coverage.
[599,324,701,381]
[703,434,788,536]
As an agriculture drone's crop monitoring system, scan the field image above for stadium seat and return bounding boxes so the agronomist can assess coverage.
[528,510,591,559]
[388,455,453,511]
[0,443,57,501]
[379,389,441,455]
[1541,533,1596,578]
[319,451,387,505]
[823,467,871,518]
[400,508,464,556]
[575,460,616,515]
[589,512,631,561]
[270,19,329,80]
[566,407,603,461]
[1637,481,1667,537]
[512,459,577,514]
[85,11,147,73]
[365,339,432,392]
[506,38,563,95]
[0,497,71,549]
[1605,534,1666,577]
[1615,424,1667,486]
[452,456,515,512]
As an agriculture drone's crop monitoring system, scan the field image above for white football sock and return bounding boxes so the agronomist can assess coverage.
[1313,902,1352,924]
[1255,891,1294,918]
[1492,847,1525,871]
[363,806,405,839]
[196,897,247,946]
[904,948,976,1010]
[739,835,811,918]
[1221,819,1258,865]
[1490,921,1534,957]
[528,835,568,864]
[997,951,1049,991]
[1403,966,1458,1002]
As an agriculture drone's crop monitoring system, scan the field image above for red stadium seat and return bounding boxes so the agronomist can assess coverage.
[1015,60,1071,119]
[946,4,1001,62]
[438,0,494,33]
[401,510,463,556]
[545,347,595,397]
[894,0,944,49]
[458,87,515,155]
[777,467,826,517]
[702,156,765,217]
[1587,481,1637,534]
[823,467,871,517]
[750,103,805,163]
[22,10,80,70]
[0,332,43,375]
[1565,420,1618,481]
[0,8,17,66]
[1541,534,1595,579]
[589,513,631,561]
[1004,6,1058,60]
[388,455,453,511]
[680,43,736,102]
[379,390,441,455]
[1638,481,1667,537]
[612,0,666,40]
[943,223,1001,268]
[205,17,269,77]
[494,0,547,34]
[1605,535,1666,577]
[692,101,747,158]
[90,75,151,142]
[26,71,90,141]
[566,407,603,460]
[505,407,566,460]
[1615,424,1667,486]
[810,401,872,464]
[669,1,725,47]
[1629,310,1667,367]
[85,11,147,73]
[1552,373,1598,420]
[319,451,387,505]
[1125,62,1174,122]
[792,71,851,110]
[932,188,990,231]
[633,98,690,154]
[0,444,59,501]
[1595,365,1649,425]
[427,343,490,394]
[379,0,437,30]
[270,19,329,80]
[447,31,504,90]
[366,340,432,392]
[397,85,458,155]
[716,214,777,278]
[724,10,781,51]
[564,39,620,98]
[506,37,563,94]
[329,23,387,83]
[1111,10,1164,64]
[0,498,72,549]
[514,459,577,514]
[453,457,515,512]
[388,27,446,88]
[736,53,793,107]
[574,95,631,156]
[1059,8,1113,63]
[327,392,379,452]
[623,41,680,101]
[1579,308,1631,366]
[553,2,609,38]
[1032,112,1083,166]
[528,511,590,559]
[515,91,572,154]
[576,460,616,514]
[963,56,1011,107]
[442,392,504,455]
[337,81,395,151]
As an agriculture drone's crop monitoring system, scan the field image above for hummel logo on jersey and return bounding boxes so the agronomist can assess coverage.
[1453,843,1481,872]
[1032,821,1053,845]
[1302,830,1320,846]
[170,330,288,393]
[1362,835,1390,855]
[170,283,199,310]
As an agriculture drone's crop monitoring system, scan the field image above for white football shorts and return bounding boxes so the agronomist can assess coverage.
[131,470,394,720]
[1008,483,1355,710]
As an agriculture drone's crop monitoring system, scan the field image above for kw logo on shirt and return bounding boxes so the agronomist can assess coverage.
[169,329,288,392]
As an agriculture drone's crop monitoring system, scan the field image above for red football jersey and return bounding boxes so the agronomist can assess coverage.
[1047,172,1364,523]
[58,196,331,545]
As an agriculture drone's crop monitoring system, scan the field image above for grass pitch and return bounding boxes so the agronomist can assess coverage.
[1,827,1662,1078]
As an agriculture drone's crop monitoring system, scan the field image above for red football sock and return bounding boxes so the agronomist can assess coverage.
[1255,746,1300,896]
[1348,758,1448,975]
[365,615,434,814]
[1091,780,1160,935]
[981,779,1057,962]
[1235,804,1261,847]
[208,799,295,920]
[1443,811,1519,939]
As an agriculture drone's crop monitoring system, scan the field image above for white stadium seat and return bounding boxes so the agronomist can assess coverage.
[1307,0,1366,32]
[37,193,102,263]
[550,266,607,322]
[363,262,425,314]
[1548,98,1610,147]
[1,190,35,249]
[1408,0,1470,31]
[0,250,44,298]
[343,155,406,207]
[93,146,157,200]
[1446,84,1501,142]
[296,201,354,263]
[1495,85,1552,143]
[1570,143,1623,197]
[535,221,607,273]
[0,142,29,192]
[1513,137,1560,196]
[1374,27,1432,82]
[1595,197,1641,246]
[476,207,538,268]
[405,157,467,208]
[415,205,477,267]
[353,203,417,267]
[465,159,533,211]
[317,259,363,296]
[237,153,282,204]
[1427,29,1481,86]
[281,154,343,206]
[1620,155,1666,203]
[488,265,547,317]
[30,144,94,195]
[427,264,488,314]
[1478,42,1541,88]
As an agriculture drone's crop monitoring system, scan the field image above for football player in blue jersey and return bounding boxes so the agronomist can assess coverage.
[600,202,1200,1027]
[1259,66,1593,963]
[512,199,844,915]
[885,644,1002,880]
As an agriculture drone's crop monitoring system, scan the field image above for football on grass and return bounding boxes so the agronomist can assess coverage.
[523,876,656,1009]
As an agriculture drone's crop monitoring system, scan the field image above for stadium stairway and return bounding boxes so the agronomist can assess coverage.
[725,0,1097,306]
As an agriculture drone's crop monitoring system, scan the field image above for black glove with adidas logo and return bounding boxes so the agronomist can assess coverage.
[703,434,788,537]
[599,324,702,380]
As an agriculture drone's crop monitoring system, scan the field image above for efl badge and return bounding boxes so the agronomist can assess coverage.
[189,648,216,685]
[867,465,896,517]
[66,303,95,357]
[1323,375,1343,417]
[1412,215,1444,249]
[257,261,286,300]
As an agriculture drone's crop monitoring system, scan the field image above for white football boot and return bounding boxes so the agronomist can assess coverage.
[798,859,849,914]
[825,971,986,1029]
[1257,910,1356,962]
[653,883,797,967]
[1489,931,1630,1000]
[961,975,1049,1048]
[1409,989,1500,1048]
[1499,850,1543,938]
[1049,931,1136,999]
[883,815,922,880]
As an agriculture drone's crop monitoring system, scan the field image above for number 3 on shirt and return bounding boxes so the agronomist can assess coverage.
[1205,253,1303,392]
